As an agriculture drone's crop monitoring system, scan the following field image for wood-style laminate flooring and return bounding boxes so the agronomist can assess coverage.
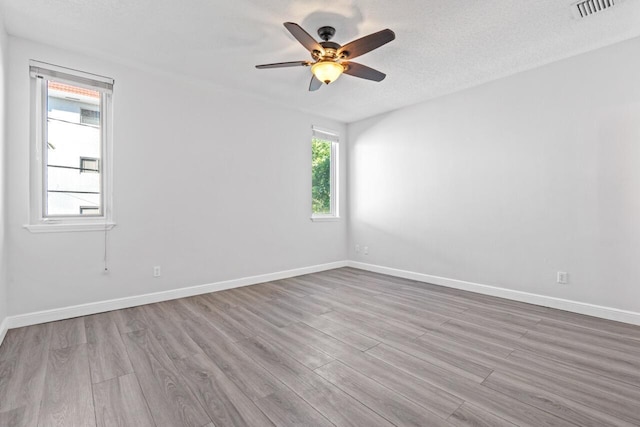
[1,267,639,426]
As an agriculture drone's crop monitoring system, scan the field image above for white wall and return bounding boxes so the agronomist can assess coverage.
[0,17,8,330]
[348,36,640,313]
[7,37,347,316]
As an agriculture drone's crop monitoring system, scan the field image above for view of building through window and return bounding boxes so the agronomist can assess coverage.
[46,81,102,216]
[312,138,332,215]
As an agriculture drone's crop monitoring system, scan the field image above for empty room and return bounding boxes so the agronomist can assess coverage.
[0,1,639,426]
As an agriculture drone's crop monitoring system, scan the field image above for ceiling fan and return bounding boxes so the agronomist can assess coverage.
[256,22,395,91]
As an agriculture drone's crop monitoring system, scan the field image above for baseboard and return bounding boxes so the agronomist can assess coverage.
[5,260,348,330]
[348,261,640,326]
[0,317,8,348]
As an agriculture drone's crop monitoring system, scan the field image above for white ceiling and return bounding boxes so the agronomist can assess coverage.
[2,0,640,122]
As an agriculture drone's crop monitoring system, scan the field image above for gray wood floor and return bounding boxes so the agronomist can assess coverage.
[1,267,639,427]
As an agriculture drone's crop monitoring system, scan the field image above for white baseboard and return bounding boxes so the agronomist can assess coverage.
[348,261,640,326]
[0,317,8,348]
[5,261,348,330]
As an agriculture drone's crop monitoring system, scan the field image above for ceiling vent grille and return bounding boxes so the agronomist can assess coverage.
[574,0,615,18]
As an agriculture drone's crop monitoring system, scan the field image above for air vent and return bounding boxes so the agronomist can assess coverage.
[574,0,615,18]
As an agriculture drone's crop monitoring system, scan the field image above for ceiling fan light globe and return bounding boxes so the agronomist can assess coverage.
[311,61,344,85]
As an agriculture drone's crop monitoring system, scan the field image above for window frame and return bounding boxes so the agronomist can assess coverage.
[310,126,340,222]
[25,61,115,233]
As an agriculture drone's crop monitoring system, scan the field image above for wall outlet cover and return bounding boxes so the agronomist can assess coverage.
[557,271,568,284]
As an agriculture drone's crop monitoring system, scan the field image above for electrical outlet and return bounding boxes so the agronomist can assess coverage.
[364,246,369,255]
[355,244,360,253]
[557,271,568,284]
[153,266,161,278]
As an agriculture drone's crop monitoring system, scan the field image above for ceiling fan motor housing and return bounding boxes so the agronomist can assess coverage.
[317,26,336,41]
[318,41,342,60]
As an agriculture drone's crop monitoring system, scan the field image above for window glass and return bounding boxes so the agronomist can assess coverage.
[80,108,100,126]
[45,81,102,216]
[80,157,99,173]
[312,138,332,215]
[311,127,338,219]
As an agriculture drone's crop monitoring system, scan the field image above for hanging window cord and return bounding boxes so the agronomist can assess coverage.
[103,221,109,272]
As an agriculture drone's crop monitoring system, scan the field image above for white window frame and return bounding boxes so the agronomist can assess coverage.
[311,126,340,222]
[25,60,115,233]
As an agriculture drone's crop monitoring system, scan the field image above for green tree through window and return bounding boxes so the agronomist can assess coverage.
[312,138,332,214]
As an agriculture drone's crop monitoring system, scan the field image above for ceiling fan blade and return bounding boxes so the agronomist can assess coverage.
[284,22,325,55]
[338,29,395,60]
[343,62,386,82]
[255,61,311,69]
[309,75,323,91]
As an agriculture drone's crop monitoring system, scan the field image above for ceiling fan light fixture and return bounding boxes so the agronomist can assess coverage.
[255,22,395,91]
[311,61,344,84]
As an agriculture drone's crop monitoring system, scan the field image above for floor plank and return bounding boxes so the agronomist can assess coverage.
[181,315,282,400]
[50,318,86,350]
[0,329,28,362]
[516,330,640,386]
[0,324,50,426]
[410,332,497,380]
[85,312,134,384]
[0,328,50,413]
[141,303,203,361]
[92,373,154,427]
[223,305,335,369]
[303,315,380,351]
[361,328,494,382]
[366,342,576,427]
[254,388,334,427]
[237,335,393,427]
[533,319,640,354]
[0,407,28,427]
[483,370,637,426]
[283,322,464,419]
[499,350,640,425]
[315,360,452,427]
[38,345,95,427]
[111,306,150,334]
[122,329,210,427]
[174,353,274,427]
[447,402,517,427]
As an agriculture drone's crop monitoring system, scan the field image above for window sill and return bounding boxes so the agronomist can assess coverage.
[23,222,116,233]
[310,216,340,222]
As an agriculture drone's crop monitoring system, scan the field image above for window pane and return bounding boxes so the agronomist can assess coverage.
[80,108,100,126]
[46,81,102,216]
[80,206,100,215]
[312,138,332,214]
[80,157,99,173]
[48,192,101,216]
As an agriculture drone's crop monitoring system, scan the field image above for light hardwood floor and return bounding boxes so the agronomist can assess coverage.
[1,267,639,426]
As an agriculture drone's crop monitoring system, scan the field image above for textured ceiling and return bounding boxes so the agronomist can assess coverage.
[2,0,640,122]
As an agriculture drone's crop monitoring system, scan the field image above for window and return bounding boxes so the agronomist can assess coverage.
[80,157,100,173]
[80,108,100,126]
[311,126,339,220]
[26,61,115,232]
[80,206,100,215]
